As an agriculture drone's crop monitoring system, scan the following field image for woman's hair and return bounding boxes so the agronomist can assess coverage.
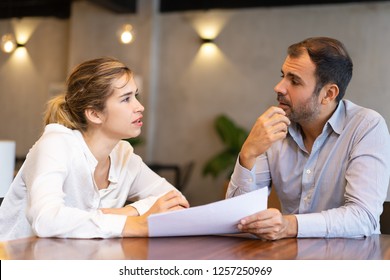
[287,37,353,102]
[44,57,133,131]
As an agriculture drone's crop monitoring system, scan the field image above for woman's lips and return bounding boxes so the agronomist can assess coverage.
[132,117,143,126]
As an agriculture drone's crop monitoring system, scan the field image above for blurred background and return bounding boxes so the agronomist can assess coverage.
[1,0,390,205]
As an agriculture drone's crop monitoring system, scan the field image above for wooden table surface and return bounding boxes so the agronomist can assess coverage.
[1,234,390,260]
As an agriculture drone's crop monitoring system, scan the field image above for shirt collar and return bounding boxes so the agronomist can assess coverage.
[326,100,345,135]
[288,100,345,137]
[73,129,120,185]
[287,100,346,150]
[72,129,98,169]
[108,148,119,184]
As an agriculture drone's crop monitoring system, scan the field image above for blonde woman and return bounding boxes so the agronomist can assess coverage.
[0,57,189,241]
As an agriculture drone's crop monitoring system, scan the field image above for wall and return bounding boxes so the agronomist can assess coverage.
[153,2,390,204]
[0,17,69,157]
[1,1,390,204]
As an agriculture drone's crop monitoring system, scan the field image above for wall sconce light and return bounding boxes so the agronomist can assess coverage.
[200,37,218,56]
[201,38,214,44]
[1,33,25,54]
[119,24,135,44]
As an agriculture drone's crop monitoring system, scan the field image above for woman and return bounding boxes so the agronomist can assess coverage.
[0,57,189,241]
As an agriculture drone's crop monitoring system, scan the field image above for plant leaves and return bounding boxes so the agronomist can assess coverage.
[202,149,237,179]
[123,137,144,147]
[215,114,248,151]
[203,114,249,179]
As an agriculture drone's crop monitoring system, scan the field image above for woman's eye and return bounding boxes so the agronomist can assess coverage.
[122,97,130,103]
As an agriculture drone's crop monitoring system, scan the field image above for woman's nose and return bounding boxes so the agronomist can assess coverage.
[135,98,145,112]
[137,103,145,113]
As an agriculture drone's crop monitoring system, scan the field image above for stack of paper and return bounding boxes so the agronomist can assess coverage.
[148,188,268,237]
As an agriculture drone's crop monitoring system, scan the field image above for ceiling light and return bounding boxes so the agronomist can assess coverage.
[119,24,134,44]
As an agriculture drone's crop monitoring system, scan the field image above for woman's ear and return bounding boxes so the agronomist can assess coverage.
[321,83,339,105]
[84,108,103,125]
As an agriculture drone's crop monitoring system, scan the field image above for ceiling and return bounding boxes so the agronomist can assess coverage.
[159,0,389,12]
[0,0,388,19]
[0,0,136,19]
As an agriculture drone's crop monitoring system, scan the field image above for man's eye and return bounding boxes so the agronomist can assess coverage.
[291,79,300,85]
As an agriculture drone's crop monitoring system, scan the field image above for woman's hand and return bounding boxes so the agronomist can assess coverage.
[121,190,190,237]
[145,190,189,215]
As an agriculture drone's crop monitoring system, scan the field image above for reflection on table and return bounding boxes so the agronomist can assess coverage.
[1,234,390,260]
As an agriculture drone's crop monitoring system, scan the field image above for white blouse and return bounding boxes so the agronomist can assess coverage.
[0,124,176,241]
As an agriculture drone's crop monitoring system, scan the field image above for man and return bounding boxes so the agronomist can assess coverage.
[227,37,390,240]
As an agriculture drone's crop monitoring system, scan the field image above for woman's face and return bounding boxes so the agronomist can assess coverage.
[98,74,144,141]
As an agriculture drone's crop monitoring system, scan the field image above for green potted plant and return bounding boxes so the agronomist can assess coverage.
[202,114,249,180]
[202,114,281,208]
[123,137,144,147]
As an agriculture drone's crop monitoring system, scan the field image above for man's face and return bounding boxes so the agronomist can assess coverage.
[274,51,322,124]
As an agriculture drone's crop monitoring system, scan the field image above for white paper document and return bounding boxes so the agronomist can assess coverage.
[148,188,268,237]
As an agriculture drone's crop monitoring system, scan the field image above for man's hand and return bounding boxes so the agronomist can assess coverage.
[237,208,297,240]
[240,106,290,170]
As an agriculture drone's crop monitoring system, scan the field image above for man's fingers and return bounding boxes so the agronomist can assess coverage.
[264,106,286,117]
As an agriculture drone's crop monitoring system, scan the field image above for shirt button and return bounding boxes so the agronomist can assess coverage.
[247,178,253,182]
[306,169,311,174]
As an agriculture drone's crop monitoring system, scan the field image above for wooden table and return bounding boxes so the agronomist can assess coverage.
[1,234,390,260]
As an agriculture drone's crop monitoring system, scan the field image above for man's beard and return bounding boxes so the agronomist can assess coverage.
[277,91,321,124]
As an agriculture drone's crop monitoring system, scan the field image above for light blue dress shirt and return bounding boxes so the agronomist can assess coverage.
[227,100,390,238]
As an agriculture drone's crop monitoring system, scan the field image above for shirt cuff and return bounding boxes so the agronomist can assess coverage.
[296,213,327,238]
[94,212,127,238]
[129,196,158,215]
[230,157,258,192]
